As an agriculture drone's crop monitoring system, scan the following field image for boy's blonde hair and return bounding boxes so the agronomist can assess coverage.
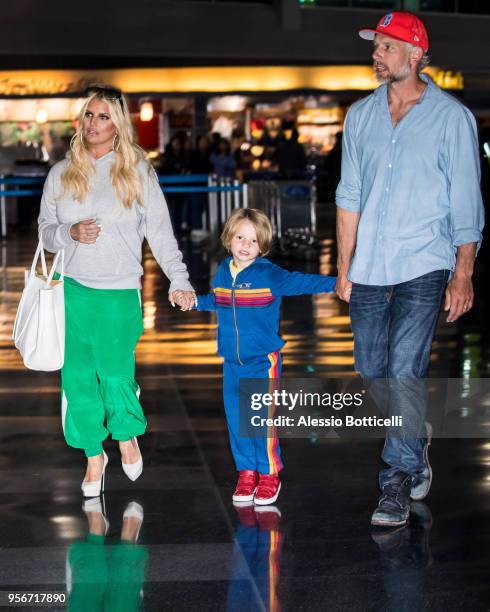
[221,208,273,256]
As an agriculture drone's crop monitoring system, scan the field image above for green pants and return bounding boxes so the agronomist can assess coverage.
[61,276,146,457]
[67,536,148,612]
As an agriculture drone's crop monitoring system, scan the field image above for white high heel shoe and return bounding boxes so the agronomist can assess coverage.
[122,501,144,542]
[121,438,143,482]
[82,496,110,535]
[81,451,108,498]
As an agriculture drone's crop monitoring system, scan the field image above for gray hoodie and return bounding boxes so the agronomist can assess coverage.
[38,151,193,293]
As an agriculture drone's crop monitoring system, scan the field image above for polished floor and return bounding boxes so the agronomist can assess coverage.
[1,213,490,611]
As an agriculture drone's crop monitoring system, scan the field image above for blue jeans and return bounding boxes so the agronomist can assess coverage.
[349,269,450,489]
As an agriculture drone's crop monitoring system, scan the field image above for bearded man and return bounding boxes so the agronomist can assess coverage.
[335,12,484,527]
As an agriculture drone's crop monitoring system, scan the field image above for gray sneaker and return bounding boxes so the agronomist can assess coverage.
[410,422,433,501]
[371,471,413,527]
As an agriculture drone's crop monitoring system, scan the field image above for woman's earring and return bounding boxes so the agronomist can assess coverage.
[113,133,120,151]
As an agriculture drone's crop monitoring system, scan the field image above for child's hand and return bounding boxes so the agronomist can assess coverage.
[169,290,197,311]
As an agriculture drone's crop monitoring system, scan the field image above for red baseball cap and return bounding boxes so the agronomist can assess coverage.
[359,12,429,53]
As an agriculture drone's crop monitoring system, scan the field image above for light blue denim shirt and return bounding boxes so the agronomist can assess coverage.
[336,75,485,286]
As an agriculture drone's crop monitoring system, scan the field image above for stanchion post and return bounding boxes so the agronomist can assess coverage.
[233,179,240,209]
[275,182,282,241]
[208,175,219,245]
[1,242,6,292]
[242,183,248,209]
[0,174,7,239]
[310,178,317,239]
[225,177,232,218]
[220,178,226,229]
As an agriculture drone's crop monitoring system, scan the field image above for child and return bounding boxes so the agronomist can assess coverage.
[181,208,336,505]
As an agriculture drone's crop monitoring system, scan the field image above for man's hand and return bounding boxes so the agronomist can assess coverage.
[336,208,359,304]
[169,290,197,311]
[444,274,473,323]
[336,275,353,303]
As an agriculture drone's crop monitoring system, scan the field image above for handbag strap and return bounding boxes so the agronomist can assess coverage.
[45,248,64,287]
[13,238,63,340]
[30,236,48,279]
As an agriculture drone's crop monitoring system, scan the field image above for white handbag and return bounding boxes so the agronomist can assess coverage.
[12,237,65,371]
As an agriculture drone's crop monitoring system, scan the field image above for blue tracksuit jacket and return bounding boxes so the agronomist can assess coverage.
[197,256,336,365]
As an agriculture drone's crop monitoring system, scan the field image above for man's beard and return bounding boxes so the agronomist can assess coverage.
[374,61,411,84]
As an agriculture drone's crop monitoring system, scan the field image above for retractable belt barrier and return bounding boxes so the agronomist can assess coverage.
[0,174,249,241]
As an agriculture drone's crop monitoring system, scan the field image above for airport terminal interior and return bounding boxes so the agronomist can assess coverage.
[1,206,489,610]
[1,1,490,610]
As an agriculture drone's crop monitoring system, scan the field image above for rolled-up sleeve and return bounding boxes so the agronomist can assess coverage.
[446,107,485,251]
[335,108,361,212]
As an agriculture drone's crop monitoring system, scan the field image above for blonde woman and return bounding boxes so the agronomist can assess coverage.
[38,85,196,496]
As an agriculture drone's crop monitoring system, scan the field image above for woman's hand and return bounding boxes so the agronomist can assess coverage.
[169,290,197,311]
[70,219,102,244]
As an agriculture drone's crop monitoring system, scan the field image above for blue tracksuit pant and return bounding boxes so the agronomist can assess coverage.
[223,351,283,475]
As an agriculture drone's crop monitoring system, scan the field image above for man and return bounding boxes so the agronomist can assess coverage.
[336,12,484,527]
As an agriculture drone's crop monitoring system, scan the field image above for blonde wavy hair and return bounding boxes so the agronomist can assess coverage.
[61,88,148,208]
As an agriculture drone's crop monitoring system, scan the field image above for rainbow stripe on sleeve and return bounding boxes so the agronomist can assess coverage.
[214,287,275,307]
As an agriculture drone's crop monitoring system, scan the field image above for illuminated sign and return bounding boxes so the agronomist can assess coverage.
[0,66,463,97]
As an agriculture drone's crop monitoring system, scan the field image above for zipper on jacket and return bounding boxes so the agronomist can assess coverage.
[231,276,244,365]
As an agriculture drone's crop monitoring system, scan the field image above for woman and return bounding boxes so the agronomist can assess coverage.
[38,85,196,496]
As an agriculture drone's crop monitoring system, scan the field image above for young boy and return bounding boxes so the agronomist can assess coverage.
[182,208,336,505]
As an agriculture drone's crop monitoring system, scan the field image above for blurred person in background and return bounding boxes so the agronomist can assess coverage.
[209,132,222,155]
[210,137,236,179]
[189,134,213,241]
[276,128,307,180]
[159,132,191,235]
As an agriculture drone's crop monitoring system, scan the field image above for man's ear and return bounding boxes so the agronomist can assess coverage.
[410,46,424,68]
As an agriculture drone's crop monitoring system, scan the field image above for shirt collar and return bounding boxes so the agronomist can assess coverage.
[417,73,437,103]
[374,72,437,107]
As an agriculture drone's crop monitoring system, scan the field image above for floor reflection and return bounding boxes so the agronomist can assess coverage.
[372,503,432,612]
[228,503,283,612]
[67,498,147,612]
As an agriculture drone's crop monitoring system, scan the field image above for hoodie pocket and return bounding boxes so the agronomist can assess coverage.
[67,233,122,278]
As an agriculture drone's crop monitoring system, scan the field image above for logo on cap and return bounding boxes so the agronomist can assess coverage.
[380,13,393,28]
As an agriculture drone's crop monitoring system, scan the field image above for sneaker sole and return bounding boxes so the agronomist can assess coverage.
[410,422,433,501]
[371,516,409,527]
[254,482,281,506]
[232,488,257,503]
[254,505,281,518]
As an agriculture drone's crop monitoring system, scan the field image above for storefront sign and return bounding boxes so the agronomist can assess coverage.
[0,66,464,97]
[0,76,97,96]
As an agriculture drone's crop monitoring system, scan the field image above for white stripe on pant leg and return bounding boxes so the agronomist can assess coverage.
[61,390,68,434]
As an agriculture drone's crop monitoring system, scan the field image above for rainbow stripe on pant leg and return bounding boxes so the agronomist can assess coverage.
[266,351,283,475]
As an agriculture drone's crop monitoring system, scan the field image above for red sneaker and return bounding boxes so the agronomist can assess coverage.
[254,474,281,505]
[233,502,257,527]
[255,505,282,531]
[232,470,258,502]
